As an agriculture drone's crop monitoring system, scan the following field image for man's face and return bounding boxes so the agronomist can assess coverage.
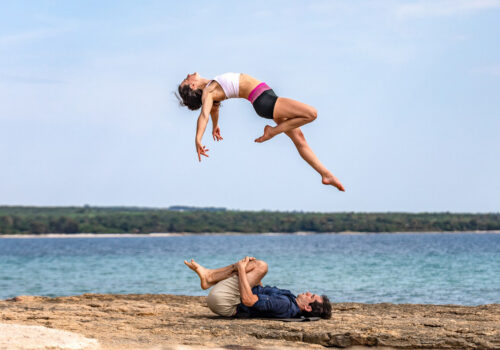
[297,292,323,312]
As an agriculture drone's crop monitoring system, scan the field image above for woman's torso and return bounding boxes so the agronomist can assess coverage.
[207,73,262,102]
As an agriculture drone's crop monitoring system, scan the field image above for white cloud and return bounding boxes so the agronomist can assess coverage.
[396,0,500,18]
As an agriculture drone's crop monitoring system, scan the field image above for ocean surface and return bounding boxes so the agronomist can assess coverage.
[0,233,498,305]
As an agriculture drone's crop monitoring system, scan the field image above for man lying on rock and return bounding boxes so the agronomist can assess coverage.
[184,256,331,319]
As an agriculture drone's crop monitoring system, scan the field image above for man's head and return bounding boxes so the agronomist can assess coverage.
[296,292,332,319]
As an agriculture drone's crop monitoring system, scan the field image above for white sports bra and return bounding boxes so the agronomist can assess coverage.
[206,72,240,99]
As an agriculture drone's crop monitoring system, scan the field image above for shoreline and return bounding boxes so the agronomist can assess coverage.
[1,230,499,238]
[1,294,498,349]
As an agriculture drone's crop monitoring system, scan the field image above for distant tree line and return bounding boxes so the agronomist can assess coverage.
[0,206,499,234]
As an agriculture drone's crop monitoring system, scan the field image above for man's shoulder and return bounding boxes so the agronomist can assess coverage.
[237,292,300,319]
[254,293,300,318]
[259,285,296,297]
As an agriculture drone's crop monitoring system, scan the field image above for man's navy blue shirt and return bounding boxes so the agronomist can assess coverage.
[236,285,300,318]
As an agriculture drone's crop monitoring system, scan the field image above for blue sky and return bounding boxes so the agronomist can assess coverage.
[1,0,499,212]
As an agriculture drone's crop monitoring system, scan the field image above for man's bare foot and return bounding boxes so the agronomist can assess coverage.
[322,172,345,191]
[254,125,276,143]
[184,259,213,290]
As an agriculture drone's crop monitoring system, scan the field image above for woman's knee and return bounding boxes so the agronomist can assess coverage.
[308,107,318,121]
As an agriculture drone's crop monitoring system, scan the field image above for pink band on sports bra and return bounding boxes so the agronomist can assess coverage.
[247,82,271,104]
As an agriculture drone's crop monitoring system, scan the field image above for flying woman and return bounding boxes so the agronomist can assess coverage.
[176,72,345,191]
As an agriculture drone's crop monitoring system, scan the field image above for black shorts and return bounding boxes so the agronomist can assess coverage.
[252,89,278,120]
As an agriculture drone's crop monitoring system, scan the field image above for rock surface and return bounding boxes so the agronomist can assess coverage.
[0,294,498,349]
[0,323,99,350]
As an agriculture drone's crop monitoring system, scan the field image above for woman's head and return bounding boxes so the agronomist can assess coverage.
[176,72,203,110]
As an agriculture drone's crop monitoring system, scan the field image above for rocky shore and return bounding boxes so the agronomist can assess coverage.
[1,294,498,349]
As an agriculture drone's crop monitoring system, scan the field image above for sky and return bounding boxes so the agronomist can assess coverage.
[0,0,499,212]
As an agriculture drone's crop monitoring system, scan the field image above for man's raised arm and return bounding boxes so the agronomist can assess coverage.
[236,257,259,307]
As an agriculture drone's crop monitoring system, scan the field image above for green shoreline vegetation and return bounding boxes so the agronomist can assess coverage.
[1,206,499,235]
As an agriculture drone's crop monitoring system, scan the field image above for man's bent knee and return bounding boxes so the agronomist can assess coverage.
[254,260,268,274]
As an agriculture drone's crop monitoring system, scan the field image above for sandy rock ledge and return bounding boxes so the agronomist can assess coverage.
[0,323,99,350]
[0,294,498,349]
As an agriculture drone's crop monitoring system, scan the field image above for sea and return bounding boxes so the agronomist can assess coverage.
[0,233,498,305]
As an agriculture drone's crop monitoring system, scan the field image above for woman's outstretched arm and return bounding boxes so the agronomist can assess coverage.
[210,103,223,141]
[195,91,214,161]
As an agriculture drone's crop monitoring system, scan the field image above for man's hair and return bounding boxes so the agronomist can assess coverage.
[302,295,332,319]
[176,84,203,111]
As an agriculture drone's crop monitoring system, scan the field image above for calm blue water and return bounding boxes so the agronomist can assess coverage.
[0,233,498,305]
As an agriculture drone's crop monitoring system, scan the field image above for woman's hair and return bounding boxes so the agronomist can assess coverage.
[175,84,203,111]
[175,82,222,111]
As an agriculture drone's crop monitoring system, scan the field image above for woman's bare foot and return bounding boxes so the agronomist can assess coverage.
[184,259,213,290]
[322,172,345,191]
[254,125,276,143]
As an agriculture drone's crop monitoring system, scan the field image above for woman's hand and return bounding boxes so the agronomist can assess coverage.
[212,126,223,141]
[195,140,209,162]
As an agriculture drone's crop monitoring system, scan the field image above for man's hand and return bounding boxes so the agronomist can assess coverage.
[235,256,255,271]
[212,126,223,141]
[195,140,209,162]
[235,256,259,307]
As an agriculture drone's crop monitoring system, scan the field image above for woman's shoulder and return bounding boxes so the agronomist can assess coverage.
[203,80,226,102]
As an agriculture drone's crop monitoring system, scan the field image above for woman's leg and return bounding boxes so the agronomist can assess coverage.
[255,97,317,143]
[285,127,345,191]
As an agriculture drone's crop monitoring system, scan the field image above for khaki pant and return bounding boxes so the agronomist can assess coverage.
[207,275,241,317]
